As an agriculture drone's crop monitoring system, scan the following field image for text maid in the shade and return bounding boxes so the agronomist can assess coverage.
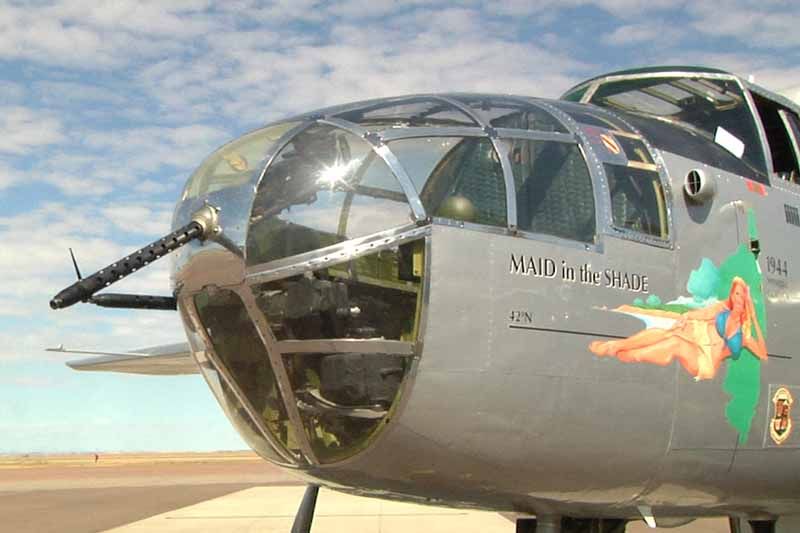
[589,277,766,380]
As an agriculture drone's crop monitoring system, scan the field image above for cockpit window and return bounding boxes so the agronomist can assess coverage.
[194,288,301,460]
[549,101,637,134]
[388,137,507,227]
[248,241,424,463]
[246,125,413,266]
[450,96,569,132]
[182,122,300,200]
[616,136,655,166]
[335,97,477,128]
[510,140,596,242]
[589,77,767,175]
[605,164,668,239]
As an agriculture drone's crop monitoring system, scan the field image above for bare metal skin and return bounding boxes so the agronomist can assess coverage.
[59,67,800,532]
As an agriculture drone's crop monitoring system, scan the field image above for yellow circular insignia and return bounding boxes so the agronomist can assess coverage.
[770,387,794,445]
[224,153,249,172]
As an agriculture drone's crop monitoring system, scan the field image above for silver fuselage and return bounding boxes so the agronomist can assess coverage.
[170,80,800,520]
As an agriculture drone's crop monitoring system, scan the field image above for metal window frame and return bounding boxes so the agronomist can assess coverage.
[183,293,300,466]
[576,71,774,182]
[245,223,430,284]
[329,94,481,129]
[779,109,800,181]
[180,224,431,468]
[235,287,320,464]
[378,126,488,141]
[538,99,675,249]
[431,96,518,231]
[242,229,430,468]
[738,79,775,181]
[528,99,607,252]
[317,117,427,221]
[294,234,432,470]
[250,120,318,197]
[275,339,415,356]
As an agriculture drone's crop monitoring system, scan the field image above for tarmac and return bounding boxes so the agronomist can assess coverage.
[0,452,739,532]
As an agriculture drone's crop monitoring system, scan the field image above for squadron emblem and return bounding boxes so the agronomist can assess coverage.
[770,387,794,445]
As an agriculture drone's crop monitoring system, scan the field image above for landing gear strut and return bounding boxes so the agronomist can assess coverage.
[291,485,319,533]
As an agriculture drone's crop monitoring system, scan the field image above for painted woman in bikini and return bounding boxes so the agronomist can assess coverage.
[589,277,767,380]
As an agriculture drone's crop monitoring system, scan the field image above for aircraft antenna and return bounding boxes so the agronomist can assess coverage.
[68,248,83,280]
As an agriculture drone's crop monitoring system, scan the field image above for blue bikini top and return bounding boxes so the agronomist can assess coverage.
[715,309,743,358]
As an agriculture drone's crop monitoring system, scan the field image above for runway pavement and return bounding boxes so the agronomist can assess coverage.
[101,485,735,533]
[0,452,746,532]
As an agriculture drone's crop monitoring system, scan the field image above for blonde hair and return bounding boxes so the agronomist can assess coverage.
[726,277,756,338]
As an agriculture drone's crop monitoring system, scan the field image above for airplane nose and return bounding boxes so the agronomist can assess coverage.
[191,236,425,466]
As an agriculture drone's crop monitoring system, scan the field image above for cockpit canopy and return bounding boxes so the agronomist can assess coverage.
[562,66,800,185]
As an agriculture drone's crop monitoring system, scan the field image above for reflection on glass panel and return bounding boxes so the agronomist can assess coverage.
[511,140,596,243]
[451,96,568,132]
[249,243,422,463]
[389,137,507,227]
[602,91,682,116]
[285,351,406,463]
[247,125,412,266]
[179,305,290,464]
[336,97,477,128]
[251,241,423,342]
[561,85,589,103]
[605,164,668,239]
[615,136,655,166]
[386,137,461,192]
[550,101,636,134]
[194,347,290,464]
[782,112,800,183]
[183,122,300,200]
[194,289,301,459]
[590,77,766,175]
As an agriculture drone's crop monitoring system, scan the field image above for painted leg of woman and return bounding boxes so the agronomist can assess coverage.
[590,328,672,357]
[615,336,702,377]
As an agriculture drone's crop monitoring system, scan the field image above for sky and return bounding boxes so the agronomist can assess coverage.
[1,0,799,454]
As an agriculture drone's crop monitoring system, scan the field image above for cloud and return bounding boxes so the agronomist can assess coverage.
[485,0,679,18]
[656,50,800,94]
[0,1,203,68]
[0,200,185,363]
[33,80,130,107]
[0,161,22,190]
[0,80,25,103]
[603,22,685,46]
[82,125,230,173]
[0,202,174,312]
[0,106,65,154]
[100,202,174,236]
[688,2,800,49]
[134,7,590,130]
[9,123,229,199]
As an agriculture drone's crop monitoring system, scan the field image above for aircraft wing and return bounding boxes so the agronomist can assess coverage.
[48,342,199,375]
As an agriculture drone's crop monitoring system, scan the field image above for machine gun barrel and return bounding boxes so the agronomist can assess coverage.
[50,220,204,310]
[89,293,178,310]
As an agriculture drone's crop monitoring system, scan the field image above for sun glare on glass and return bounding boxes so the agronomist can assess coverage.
[316,160,357,188]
